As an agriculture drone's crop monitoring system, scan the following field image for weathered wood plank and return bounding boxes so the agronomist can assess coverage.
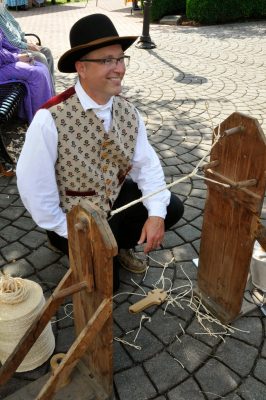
[68,201,117,396]
[197,112,266,323]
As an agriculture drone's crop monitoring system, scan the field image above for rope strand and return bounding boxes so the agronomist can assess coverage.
[110,125,222,217]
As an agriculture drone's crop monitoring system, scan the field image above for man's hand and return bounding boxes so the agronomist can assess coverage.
[138,216,165,254]
[27,43,41,51]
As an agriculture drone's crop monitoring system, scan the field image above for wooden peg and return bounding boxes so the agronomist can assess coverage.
[202,160,219,171]
[74,217,88,232]
[223,126,245,136]
[129,288,167,314]
[231,179,257,189]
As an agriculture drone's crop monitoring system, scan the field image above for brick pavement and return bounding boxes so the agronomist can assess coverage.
[0,2,266,399]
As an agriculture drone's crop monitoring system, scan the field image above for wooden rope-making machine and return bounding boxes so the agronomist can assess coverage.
[0,112,266,399]
[0,202,116,399]
[196,112,266,323]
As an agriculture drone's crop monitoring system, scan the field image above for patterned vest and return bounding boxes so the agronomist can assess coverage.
[45,87,138,215]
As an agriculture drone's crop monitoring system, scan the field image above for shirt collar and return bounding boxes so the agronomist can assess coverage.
[75,79,113,112]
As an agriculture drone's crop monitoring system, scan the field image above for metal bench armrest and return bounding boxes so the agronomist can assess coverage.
[24,33,41,46]
[0,82,27,164]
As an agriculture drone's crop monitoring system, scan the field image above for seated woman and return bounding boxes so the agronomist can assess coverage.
[0,28,54,123]
[0,2,54,89]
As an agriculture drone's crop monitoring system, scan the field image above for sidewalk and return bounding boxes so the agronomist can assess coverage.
[0,2,266,399]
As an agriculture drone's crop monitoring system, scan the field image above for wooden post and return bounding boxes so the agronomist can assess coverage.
[0,202,117,400]
[68,201,117,396]
[196,112,266,324]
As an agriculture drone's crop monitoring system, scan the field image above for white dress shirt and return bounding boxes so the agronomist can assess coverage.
[16,80,170,238]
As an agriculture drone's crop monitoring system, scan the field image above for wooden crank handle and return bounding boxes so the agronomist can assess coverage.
[129,288,167,314]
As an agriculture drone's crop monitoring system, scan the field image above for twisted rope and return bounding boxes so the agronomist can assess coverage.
[0,274,29,304]
[0,273,55,372]
[110,123,226,217]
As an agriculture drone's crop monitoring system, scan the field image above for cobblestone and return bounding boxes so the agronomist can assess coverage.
[114,366,156,400]
[195,359,240,397]
[216,337,258,377]
[168,378,205,400]
[168,334,212,373]
[253,358,266,385]
[238,376,266,400]
[144,351,188,393]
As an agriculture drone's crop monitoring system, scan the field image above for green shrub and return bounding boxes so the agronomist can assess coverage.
[186,0,266,24]
[150,0,186,22]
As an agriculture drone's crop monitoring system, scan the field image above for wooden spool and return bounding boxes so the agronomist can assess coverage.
[196,112,266,324]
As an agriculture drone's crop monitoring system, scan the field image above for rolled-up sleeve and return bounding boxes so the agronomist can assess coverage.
[16,109,68,238]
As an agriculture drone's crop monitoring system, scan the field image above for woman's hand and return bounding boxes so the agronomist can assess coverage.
[18,53,34,64]
[27,43,41,51]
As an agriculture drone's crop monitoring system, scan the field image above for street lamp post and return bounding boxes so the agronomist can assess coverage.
[136,0,156,49]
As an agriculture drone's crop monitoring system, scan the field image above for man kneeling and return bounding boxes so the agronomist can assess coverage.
[16,14,184,291]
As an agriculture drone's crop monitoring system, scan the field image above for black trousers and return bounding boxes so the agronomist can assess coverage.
[47,179,184,290]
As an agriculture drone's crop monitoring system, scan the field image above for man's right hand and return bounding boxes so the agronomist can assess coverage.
[138,216,165,254]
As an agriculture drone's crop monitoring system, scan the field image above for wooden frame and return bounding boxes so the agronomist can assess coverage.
[0,201,117,400]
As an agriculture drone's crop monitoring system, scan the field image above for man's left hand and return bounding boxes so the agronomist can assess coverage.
[138,216,165,254]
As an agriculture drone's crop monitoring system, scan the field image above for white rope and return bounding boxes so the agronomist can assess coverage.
[149,258,250,339]
[0,274,29,304]
[0,274,55,372]
[134,315,151,342]
[173,357,185,369]
[110,174,191,216]
[110,126,222,217]
[114,337,141,350]
[193,173,230,188]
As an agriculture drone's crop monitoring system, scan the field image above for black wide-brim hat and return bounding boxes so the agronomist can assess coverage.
[58,14,138,73]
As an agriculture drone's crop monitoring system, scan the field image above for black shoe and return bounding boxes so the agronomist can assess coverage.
[133,5,141,10]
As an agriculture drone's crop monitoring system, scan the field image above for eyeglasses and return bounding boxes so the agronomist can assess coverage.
[79,55,130,67]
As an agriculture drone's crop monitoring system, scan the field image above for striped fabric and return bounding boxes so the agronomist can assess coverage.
[0,5,28,49]
[4,0,28,6]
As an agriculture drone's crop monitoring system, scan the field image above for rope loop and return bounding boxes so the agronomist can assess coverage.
[0,274,29,304]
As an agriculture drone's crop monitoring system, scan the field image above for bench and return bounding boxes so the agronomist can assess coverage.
[0,33,41,167]
[0,82,27,165]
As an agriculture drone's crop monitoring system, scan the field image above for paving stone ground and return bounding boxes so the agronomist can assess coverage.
[0,1,266,399]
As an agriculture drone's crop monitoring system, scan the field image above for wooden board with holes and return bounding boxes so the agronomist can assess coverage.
[196,112,266,324]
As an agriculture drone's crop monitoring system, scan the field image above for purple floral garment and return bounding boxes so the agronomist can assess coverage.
[0,28,54,122]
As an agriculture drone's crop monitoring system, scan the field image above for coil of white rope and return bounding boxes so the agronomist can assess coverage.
[0,274,55,372]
